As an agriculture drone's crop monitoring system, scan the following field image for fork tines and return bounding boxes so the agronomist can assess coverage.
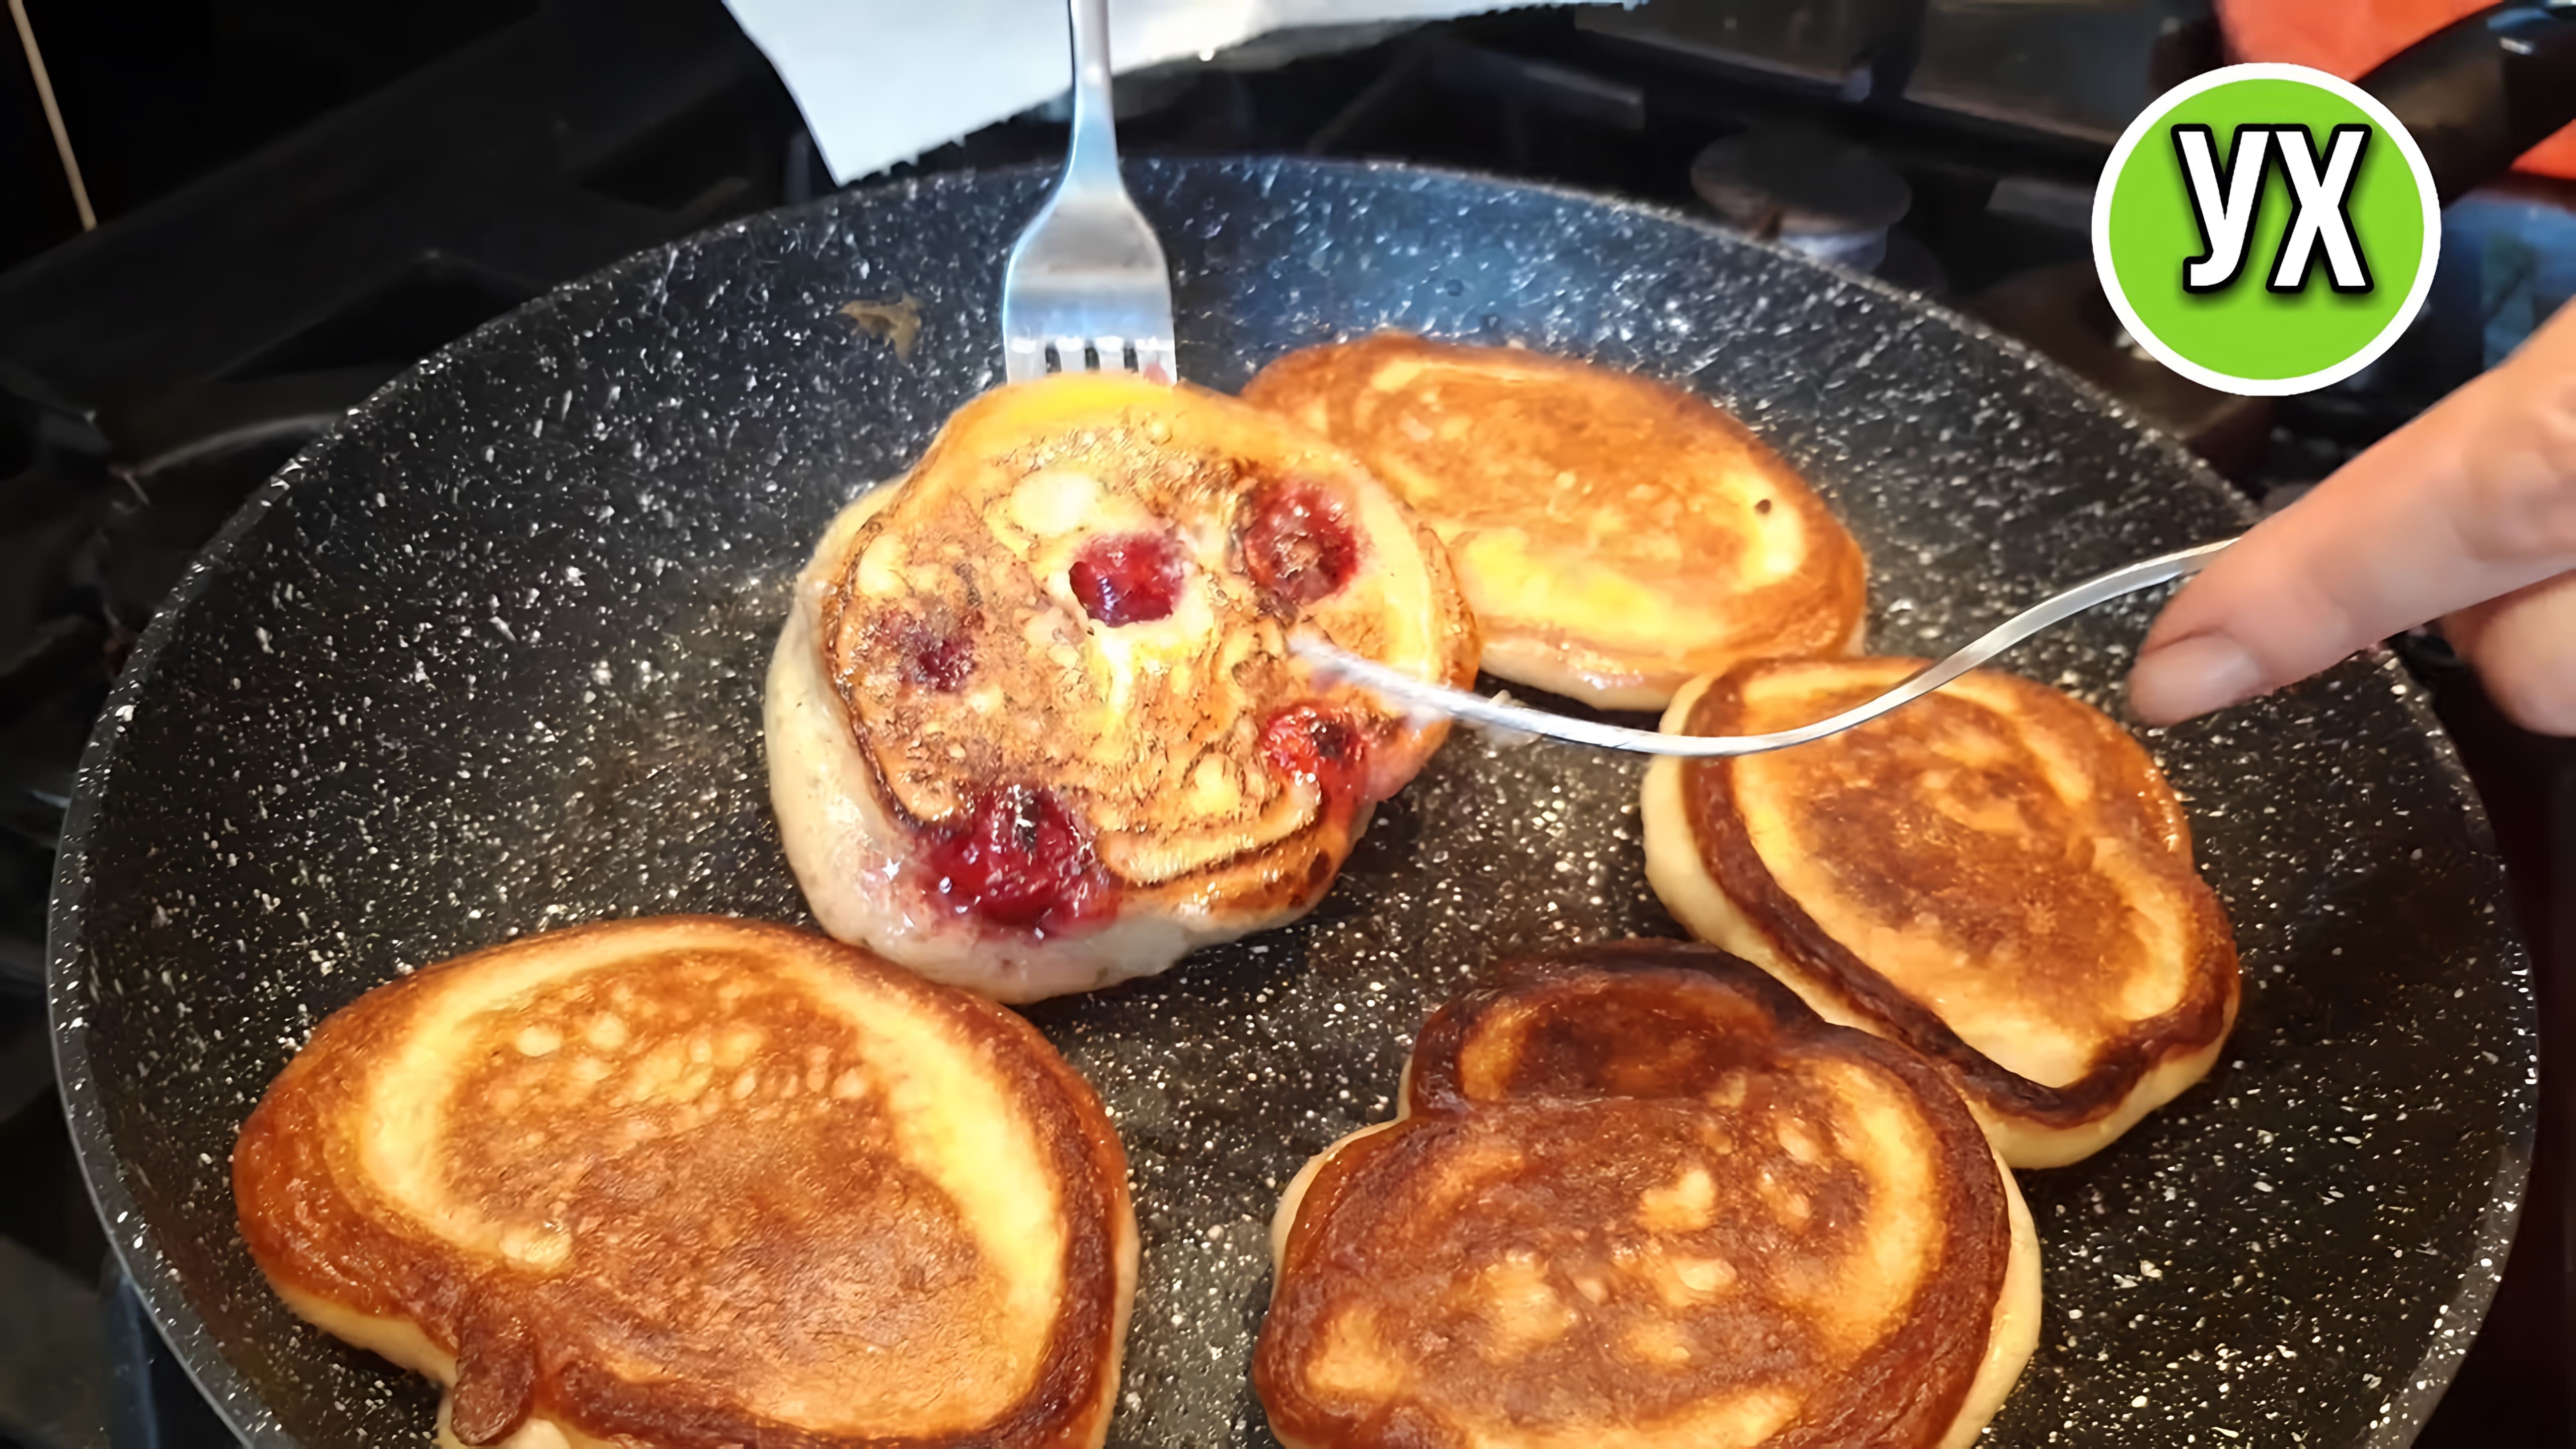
[1006,333,1178,382]
[997,199,1179,385]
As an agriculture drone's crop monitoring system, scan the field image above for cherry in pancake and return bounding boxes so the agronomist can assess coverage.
[767,372,1478,1001]
[1257,941,2040,1449]
[232,917,1137,1449]
[1242,333,1867,710]
[1641,658,2241,1169]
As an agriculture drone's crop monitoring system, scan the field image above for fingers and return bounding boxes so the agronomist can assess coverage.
[2127,633,2268,726]
[2444,570,2576,736]
[2127,303,2576,726]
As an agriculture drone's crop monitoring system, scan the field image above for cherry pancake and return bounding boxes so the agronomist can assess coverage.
[1256,940,2039,1449]
[1643,658,2241,1168]
[766,372,1477,1002]
[232,916,1137,1449]
[1242,334,1865,709]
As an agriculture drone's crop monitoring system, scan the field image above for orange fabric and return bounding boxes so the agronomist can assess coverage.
[2217,0,2576,180]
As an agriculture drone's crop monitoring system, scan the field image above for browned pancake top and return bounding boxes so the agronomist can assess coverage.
[1258,942,2009,1449]
[812,372,1473,927]
[1409,941,1831,1114]
[233,917,1131,1449]
[1678,659,2239,1128]
[1243,334,1864,691]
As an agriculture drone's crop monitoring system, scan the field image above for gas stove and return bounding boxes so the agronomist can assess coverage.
[0,2,2566,1445]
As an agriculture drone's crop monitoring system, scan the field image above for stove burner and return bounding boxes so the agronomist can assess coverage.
[1691,125,1912,270]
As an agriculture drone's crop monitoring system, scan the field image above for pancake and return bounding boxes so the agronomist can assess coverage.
[1642,658,2241,1168]
[1242,334,1866,709]
[1255,940,2039,1449]
[767,371,1478,1002]
[232,916,1138,1449]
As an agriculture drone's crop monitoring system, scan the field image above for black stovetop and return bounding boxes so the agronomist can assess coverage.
[0,3,2566,1445]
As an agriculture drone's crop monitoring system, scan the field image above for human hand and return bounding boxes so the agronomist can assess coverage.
[2127,301,2576,735]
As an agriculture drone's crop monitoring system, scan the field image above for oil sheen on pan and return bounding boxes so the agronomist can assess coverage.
[47,158,2535,1449]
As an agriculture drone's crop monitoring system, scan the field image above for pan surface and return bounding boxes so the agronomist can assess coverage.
[50,158,2533,1448]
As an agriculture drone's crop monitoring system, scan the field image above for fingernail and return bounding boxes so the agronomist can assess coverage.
[2128,634,2268,725]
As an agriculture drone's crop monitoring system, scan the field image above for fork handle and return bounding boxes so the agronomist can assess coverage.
[1293,535,2239,757]
[1064,0,1124,189]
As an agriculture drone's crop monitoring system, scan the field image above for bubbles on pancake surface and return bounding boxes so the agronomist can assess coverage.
[1269,1099,1890,1428]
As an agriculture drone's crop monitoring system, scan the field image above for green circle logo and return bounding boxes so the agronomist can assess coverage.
[2092,63,2441,397]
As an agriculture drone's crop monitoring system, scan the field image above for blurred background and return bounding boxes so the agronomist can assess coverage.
[0,1,2569,1444]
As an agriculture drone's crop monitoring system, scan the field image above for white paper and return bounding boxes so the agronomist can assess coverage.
[722,0,1590,185]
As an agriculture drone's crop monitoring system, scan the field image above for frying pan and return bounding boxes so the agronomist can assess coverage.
[48,158,2535,1447]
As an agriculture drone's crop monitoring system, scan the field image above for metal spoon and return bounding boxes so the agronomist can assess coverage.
[1293,536,2235,757]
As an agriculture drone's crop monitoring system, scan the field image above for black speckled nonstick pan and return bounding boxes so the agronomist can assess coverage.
[48,158,2535,1448]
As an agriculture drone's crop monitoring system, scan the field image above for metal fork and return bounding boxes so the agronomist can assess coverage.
[1000,0,1178,383]
[1293,536,2238,756]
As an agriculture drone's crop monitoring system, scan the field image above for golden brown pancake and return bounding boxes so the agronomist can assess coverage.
[1256,941,2039,1449]
[1242,334,1865,709]
[233,916,1138,1449]
[767,371,1478,1001]
[1642,658,2241,1168]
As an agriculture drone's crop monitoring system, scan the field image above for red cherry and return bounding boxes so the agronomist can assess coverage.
[1261,704,1373,818]
[901,620,975,691]
[1069,533,1186,626]
[868,606,977,692]
[1240,480,1359,612]
[919,786,1116,936]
